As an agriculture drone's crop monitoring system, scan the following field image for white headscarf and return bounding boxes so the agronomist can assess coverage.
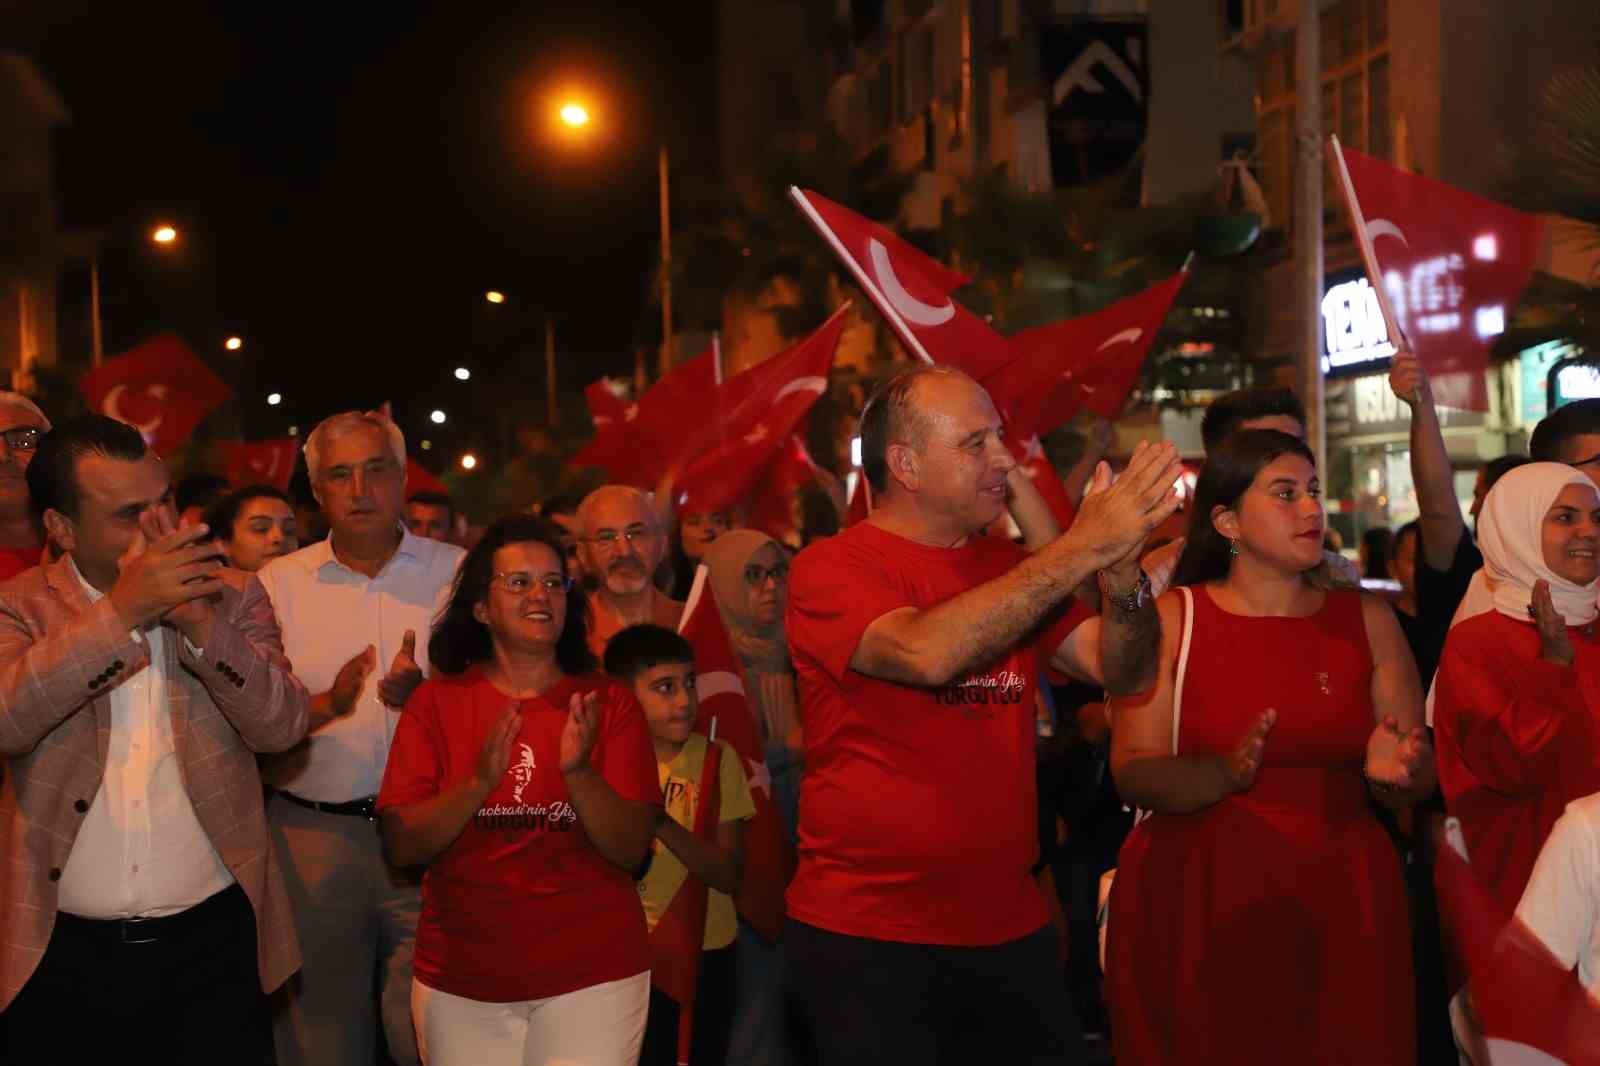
[1478,462,1600,626]
[1425,462,1599,726]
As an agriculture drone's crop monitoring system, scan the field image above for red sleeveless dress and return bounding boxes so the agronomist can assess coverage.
[1105,586,1415,1064]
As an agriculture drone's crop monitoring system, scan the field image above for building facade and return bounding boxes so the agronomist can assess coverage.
[0,54,68,391]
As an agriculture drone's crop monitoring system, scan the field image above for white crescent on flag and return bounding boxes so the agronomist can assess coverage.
[696,670,746,702]
[1481,1041,1566,1066]
[1366,218,1410,247]
[868,238,956,327]
[103,383,167,437]
[773,376,828,403]
[1097,327,1143,351]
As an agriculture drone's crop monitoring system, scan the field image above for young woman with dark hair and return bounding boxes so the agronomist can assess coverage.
[1103,429,1434,1064]
[376,514,662,1066]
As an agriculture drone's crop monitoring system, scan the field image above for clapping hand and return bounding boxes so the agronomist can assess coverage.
[1221,708,1276,794]
[1365,714,1432,799]
[1531,580,1575,667]
[559,691,602,775]
[377,630,424,708]
[473,702,523,794]
[1065,440,1182,572]
[110,519,226,635]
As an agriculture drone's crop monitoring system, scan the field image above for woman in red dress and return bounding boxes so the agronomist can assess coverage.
[1432,462,1600,915]
[1104,429,1433,1064]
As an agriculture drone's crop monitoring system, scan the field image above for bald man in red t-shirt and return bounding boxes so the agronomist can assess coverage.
[785,366,1179,1066]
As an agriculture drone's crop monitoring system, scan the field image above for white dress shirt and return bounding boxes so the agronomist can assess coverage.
[256,526,464,803]
[56,558,234,919]
[1516,792,1600,994]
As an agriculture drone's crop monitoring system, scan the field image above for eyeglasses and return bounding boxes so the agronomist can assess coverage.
[743,561,789,586]
[490,571,575,596]
[0,427,40,452]
[585,525,656,548]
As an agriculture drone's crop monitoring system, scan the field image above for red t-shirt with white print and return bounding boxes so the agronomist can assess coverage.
[785,522,1090,946]
[377,669,661,1002]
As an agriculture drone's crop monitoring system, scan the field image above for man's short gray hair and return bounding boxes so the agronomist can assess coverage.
[303,410,407,484]
[0,392,51,431]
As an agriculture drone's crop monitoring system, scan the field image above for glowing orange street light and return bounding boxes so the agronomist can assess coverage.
[224,336,243,351]
[460,453,478,471]
[485,290,506,304]
[559,102,590,129]
[151,225,178,244]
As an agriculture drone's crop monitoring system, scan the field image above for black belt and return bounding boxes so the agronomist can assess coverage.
[276,791,377,820]
[56,883,245,946]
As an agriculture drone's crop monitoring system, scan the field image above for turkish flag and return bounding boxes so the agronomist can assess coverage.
[744,435,824,545]
[790,187,1014,379]
[677,565,796,943]
[1433,818,1600,1064]
[406,457,447,496]
[672,307,846,517]
[648,727,721,1064]
[223,438,298,491]
[1013,435,1078,531]
[999,271,1189,433]
[1330,139,1544,411]
[573,348,718,486]
[81,333,232,457]
[584,378,631,429]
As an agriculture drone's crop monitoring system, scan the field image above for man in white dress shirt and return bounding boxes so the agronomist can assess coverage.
[257,410,464,1066]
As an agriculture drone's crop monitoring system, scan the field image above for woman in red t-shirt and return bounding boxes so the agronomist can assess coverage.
[377,515,662,1066]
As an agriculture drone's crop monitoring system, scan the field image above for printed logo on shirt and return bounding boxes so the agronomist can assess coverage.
[510,743,536,803]
[934,668,1027,715]
[473,801,578,833]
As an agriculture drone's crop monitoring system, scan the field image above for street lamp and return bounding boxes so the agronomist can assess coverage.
[460,453,478,471]
[267,392,282,406]
[454,367,471,381]
[90,223,184,367]
[430,409,447,425]
[485,290,506,304]
[224,336,243,351]
[551,99,673,377]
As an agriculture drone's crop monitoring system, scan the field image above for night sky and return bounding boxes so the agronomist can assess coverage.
[8,1,718,446]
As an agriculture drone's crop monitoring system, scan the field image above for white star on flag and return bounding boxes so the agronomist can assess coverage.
[745,756,771,797]
[743,424,769,445]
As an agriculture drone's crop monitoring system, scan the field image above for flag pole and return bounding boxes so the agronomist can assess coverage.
[787,187,938,366]
[1327,135,1406,355]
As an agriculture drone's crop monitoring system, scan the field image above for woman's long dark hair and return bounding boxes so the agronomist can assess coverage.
[429,514,598,677]
[1170,429,1318,589]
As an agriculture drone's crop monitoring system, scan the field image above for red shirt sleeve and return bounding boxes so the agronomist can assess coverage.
[787,541,911,688]
[591,680,664,807]
[377,681,447,810]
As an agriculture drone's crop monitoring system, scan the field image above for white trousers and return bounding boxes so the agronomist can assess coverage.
[412,971,650,1066]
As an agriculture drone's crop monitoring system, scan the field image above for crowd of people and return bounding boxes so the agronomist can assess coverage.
[0,339,1597,1065]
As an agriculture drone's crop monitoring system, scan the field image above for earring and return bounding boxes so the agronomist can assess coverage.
[1228,538,1240,557]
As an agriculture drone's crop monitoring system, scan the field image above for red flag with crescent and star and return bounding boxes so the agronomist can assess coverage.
[672,306,847,517]
[81,334,232,457]
[573,349,718,487]
[222,438,298,490]
[789,188,1014,380]
[1329,139,1544,411]
[677,565,796,943]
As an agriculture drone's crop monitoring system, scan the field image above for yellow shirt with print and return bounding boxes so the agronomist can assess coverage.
[639,734,757,950]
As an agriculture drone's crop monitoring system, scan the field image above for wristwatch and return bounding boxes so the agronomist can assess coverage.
[1102,569,1152,614]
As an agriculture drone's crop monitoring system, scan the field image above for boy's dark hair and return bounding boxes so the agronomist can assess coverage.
[1531,399,1600,461]
[27,415,148,519]
[1199,386,1307,453]
[1483,453,1534,490]
[175,472,232,516]
[204,485,294,543]
[604,624,695,683]
[406,490,455,518]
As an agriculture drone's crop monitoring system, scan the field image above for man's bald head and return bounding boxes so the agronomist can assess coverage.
[859,366,974,494]
[578,485,658,532]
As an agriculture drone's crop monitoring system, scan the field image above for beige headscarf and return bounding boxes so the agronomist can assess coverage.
[703,529,799,751]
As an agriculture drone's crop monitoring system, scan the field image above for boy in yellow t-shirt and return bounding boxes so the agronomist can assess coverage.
[605,624,755,1066]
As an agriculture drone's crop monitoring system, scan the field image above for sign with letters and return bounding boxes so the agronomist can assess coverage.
[1040,20,1148,187]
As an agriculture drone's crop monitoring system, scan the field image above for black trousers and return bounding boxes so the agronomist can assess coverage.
[786,919,1085,1066]
[4,883,272,1066]
[639,943,737,1066]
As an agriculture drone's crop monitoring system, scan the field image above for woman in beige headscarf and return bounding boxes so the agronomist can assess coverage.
[703,529,803,836]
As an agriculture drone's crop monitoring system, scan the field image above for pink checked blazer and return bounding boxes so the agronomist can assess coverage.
[0,556,309,1008]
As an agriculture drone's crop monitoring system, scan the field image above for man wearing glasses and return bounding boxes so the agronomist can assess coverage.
[576,485,682,658]
[255,410,464,1066]
[0,391,51,581]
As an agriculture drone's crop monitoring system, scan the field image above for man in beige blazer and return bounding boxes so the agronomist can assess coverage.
[0,415,309,1065]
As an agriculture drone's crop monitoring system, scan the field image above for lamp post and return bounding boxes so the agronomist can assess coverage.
[90,223,181,367]
[557,99,674,377]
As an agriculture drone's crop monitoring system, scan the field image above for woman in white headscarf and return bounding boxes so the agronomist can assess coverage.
[1432,462,1600,915]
